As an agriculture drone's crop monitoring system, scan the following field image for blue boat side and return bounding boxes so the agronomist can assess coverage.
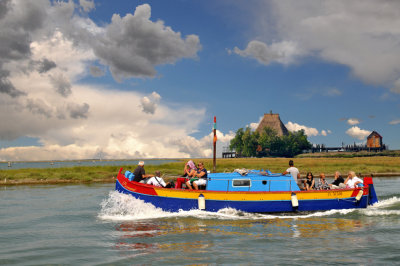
[115,179,368,213]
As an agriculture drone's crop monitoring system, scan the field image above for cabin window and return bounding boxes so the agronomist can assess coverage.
[232,179,251,187]
[262,180,267,185]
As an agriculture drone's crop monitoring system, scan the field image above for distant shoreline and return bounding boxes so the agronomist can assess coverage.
[1,173,399,187]
[1,156,400,186]
[0,158,181,163]
[0,158,181,170]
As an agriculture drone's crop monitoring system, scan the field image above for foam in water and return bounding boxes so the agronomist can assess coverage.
[361,209,400,216]
[98,191,170,221]
[360,196,400,216]
[369,196,399,208]
[99,191,400,221]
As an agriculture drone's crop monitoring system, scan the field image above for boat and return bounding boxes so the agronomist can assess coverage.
[115,168,379,213]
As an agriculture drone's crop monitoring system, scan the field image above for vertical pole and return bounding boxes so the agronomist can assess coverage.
[213,116,217,173]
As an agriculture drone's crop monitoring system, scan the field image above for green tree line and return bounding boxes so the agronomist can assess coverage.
[229,127,312,157]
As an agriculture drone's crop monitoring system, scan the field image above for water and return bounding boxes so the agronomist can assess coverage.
[0,159,178,170]
[1,177,400,265]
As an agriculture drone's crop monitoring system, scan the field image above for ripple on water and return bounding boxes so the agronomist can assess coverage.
[1,181,400,264]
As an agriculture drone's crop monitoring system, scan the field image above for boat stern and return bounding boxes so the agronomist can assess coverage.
[363,177,379,205]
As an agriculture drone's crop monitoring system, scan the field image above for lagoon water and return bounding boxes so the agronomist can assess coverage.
[1,177,400,265]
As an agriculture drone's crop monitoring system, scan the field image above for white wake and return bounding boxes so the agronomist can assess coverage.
[98,191,400,221]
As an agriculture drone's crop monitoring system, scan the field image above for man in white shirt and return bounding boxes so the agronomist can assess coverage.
[147,171,167,187]
[282,160,300,183]
[345,171,363,188]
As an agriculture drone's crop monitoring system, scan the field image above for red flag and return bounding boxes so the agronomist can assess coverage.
[213,116,217,143]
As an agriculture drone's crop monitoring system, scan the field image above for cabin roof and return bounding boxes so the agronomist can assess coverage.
[256,113,289,136]
[207,171,300,192]
[367,130,382,139]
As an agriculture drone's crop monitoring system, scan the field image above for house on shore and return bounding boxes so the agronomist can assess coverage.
[309,130,387,153]
[367,131,383,148]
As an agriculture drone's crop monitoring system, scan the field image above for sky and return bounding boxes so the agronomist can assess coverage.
[1,0,400,161]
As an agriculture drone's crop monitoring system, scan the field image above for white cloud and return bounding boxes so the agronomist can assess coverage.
[0,1,201,87]
[251,119,329,137]
[247,116,263,131]
[0,2,209,161]
[243,0,400,92]
[324,88,342,97]
[320,129,332,136]
[285,121,319,137]
[249,122,259,131]
[389,119,400,125]
[346,126,371,140]
[169,130,235,158]
[91,4,201,81]
[391,78,400,94]
[140,92,161,114]
[0,80,209,160]
[89,65,104,77]
[79,0,94,12]
[233,40,302,65]
[347,118,360,126]
[49,73,72,97]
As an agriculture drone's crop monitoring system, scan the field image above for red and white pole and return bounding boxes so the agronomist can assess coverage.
[213,116,217,173]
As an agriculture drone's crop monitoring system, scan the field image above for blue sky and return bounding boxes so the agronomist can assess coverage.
[1,0,399,161]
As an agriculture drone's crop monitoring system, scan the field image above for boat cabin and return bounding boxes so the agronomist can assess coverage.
[125,169,300,192]
[206,170,300,192]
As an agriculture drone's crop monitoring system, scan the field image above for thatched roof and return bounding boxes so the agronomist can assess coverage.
[256,113,289,136]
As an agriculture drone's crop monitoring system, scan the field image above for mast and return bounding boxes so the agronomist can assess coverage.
[213,116,217,173]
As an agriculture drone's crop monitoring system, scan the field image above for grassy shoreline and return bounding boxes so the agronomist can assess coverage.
[1,157,400,186]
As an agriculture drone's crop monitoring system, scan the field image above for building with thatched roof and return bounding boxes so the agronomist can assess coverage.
[256,112,289,136]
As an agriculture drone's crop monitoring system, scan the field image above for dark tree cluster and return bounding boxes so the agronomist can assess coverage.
[229,127,312,158]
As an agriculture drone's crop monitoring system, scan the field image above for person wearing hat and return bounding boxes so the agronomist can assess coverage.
[133,161,153,183]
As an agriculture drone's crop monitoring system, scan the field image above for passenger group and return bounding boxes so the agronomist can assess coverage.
[127,159,363,191]
[282,160,363,191]
[130,160,208,190]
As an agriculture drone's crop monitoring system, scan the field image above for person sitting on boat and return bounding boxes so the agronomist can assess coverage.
[283,160,301,187]
[303,172,315,190]
[344,171,363,189]
[329,171,346,189]
[316,173,330,190]
[182,160,197,177]
[147,171,174,188]
[133,161,153,183]
[186,162,207,190]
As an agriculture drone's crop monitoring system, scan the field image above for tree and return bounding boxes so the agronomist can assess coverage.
[229,128,244,157]
[257,127,278,157]
[229,126,312,157]
[241,127,258,157]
